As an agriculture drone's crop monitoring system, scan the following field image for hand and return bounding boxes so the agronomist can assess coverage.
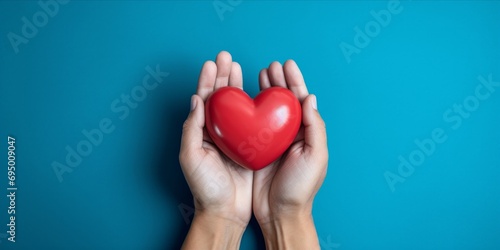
[179,51,253,249]
[253,60,328,249]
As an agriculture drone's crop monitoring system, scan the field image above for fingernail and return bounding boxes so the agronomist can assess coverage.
[190,95,197,111]
[311,95,317,110]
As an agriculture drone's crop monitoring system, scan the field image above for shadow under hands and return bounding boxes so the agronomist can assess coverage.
[155,95,193,250]
[247,215,267,249]
[147,56,198,250]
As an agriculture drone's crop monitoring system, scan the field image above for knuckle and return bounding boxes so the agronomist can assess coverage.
[179,150,191,165]
[182,119,191,132]
[318,117,326,129]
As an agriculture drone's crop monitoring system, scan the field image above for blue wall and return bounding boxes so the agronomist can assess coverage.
[0,1,499,249]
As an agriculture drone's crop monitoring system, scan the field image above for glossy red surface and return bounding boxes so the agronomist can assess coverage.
[205,86,302,170]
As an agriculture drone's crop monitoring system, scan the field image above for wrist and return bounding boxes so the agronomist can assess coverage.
[182,211,247,250]
[194,203,251,228]
[258,209,320,250]
[193,208,251,230]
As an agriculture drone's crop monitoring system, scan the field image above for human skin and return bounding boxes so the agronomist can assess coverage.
[179,51,328,250]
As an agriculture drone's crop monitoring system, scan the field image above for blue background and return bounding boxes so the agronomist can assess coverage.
[1,1,499,249]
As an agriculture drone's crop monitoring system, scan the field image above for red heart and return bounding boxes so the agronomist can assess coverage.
[205,86,302,171]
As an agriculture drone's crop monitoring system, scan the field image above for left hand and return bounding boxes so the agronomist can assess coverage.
[179,51,254,249]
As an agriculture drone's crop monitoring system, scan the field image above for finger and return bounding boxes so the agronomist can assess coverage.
[292,126,305,143]
[203,128,214,143]
[214,51,232,89]
[259,68,271,90]
[302,95,327,155]
[268,61,287,87]
[180,95,206,156]
[284,60,309,102]
[197,61,217,101]
[228,62,243,89]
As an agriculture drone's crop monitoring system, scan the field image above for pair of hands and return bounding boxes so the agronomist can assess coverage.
[179,51,328,249]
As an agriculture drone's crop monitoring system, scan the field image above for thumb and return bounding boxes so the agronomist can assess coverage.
[180,95,205,155]
[302,94,327,155]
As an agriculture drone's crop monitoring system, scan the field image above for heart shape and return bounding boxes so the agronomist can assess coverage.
[205,86,302,171]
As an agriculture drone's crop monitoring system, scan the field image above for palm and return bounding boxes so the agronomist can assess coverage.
[193,141,253,222]
[253,137,312,221]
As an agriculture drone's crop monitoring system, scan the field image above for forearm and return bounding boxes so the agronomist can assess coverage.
[259,211,320,250]
[182,212,246,250]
